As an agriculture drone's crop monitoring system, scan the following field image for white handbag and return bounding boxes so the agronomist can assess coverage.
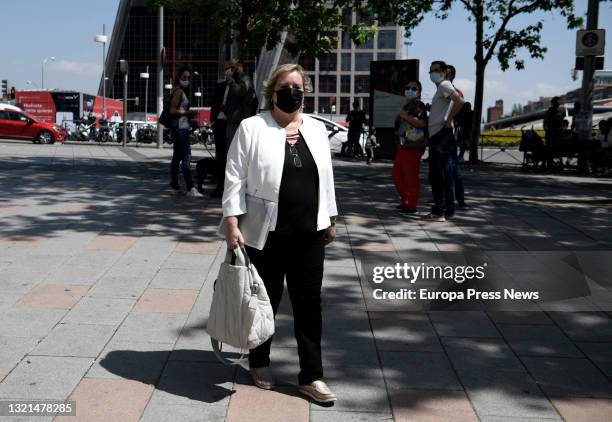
[206,246,275,365]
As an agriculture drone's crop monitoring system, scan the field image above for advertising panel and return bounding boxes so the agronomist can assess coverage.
[15,91,56,123]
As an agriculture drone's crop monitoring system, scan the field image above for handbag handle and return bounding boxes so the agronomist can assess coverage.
[225,245,252,267]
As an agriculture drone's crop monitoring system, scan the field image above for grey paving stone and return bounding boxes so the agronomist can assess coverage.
[576,342,612,377]
[0,356,92,400]
[0,308,66,340]
[429,311,501,338]
[61,296,136,325]
[30,323,116,357]
[458,368,560,419]
[161,253,215,272]
[86,275,151,299]
[488,311,554,325]
[152,361,235,406]
[498,324,583,358]
[149,268,206,290]
[370,316,443,352]
[0,337,40,374]
[310,410,394,421]
[0,272,41,294]
[441,337,525,371]
[0,293,21,312]
[547,312,612,342]
[379,351,462,390]
[87,339,174,384]
[139,402,228,422]
[113,312,187,344]
[478,417,562,422]
[521,357,612,398]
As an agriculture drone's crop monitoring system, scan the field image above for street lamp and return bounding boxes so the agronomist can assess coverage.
[140,66,149,122]
[193,71,203,107]
[120,59,129,147]
[94,26,108,118]
[41,56,55,90]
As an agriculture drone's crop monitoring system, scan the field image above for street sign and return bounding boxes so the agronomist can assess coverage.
[576,29,606,56]
[575,56,605,70]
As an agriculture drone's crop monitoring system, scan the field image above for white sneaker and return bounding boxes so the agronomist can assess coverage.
[185,187,203,198]
[423,213,446,222]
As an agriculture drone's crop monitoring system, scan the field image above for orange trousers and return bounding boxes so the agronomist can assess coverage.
[392,146,424,209]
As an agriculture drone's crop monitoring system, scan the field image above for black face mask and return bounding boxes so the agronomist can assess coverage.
[274,87,303,114]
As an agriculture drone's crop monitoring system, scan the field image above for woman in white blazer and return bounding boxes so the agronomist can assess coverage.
[221,64,338,403]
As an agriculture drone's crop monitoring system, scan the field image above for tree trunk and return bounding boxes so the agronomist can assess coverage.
[469,0,485,163]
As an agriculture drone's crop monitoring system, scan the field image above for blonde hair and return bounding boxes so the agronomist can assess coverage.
[263,63,313,109]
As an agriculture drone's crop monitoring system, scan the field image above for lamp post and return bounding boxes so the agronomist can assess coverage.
[94,25,108,118]
[193,71,203,107]
[120,59,129,147]
[140,66,149,122]
[41,56,55,90]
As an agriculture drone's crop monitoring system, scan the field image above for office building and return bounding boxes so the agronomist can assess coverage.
[298,9,403,118]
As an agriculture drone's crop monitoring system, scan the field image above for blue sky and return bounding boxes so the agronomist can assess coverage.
[1,0,610,113]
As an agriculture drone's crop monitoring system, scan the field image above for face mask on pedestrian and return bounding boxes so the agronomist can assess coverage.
[404,89,418,100]
[274,87,303,114]
[179,79,190,88]
[429,72,443,84]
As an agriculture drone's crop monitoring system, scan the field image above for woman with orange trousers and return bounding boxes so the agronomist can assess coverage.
[392,80,428,213]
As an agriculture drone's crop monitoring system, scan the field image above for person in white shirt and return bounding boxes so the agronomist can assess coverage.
[425,60,464,222]
[222,63,338,403]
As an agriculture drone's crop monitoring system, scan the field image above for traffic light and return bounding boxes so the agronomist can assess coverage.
[1,80,7,98]
[10,87,16,99]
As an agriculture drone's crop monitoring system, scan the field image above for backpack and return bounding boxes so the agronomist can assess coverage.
[159,87,180,128]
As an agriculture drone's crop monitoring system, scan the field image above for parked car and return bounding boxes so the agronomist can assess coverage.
[305,113,366,153]
[0,107,66,144]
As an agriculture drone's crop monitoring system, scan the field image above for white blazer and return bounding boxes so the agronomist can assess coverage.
[221,111,338,239]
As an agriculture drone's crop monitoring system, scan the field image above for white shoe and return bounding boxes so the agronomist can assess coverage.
[298,380,337,403]
[185,187,203,198]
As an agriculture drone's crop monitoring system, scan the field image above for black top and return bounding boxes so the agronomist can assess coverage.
[274,133,319,235]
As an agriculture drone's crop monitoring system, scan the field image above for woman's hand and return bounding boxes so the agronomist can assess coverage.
[324,225,336,245]
[225,216,245,250]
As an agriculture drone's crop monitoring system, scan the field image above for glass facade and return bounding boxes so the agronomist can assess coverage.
[107,5,257,115]
[293,10,402,119]
[377,30,397,49]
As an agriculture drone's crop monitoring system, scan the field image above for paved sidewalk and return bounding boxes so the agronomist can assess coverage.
[1,141,612,421]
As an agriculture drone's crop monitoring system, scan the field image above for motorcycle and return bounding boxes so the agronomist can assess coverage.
[74,120,94,142]
[96,119,112,143]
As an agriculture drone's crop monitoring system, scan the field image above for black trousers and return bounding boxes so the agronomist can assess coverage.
[245,230,325,385]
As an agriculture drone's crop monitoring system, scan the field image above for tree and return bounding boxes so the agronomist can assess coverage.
[146,0,378,59]
[372,0,582,162]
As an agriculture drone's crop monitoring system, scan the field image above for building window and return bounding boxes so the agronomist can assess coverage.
[319,96,336,114]
[355,75,369,93]
[341,75,351,93]
[319,75,337,93]
[377,30,396,49]
[299,55,315,71]
[342,8,352,26]
[356,10,373,25]
[303,96,314,113]
[341,31,352,49]
[319,53,337,72]
[340,97,351,114]
[341,53,351,71]
[355,53,373,71]
[377,52,396,62]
